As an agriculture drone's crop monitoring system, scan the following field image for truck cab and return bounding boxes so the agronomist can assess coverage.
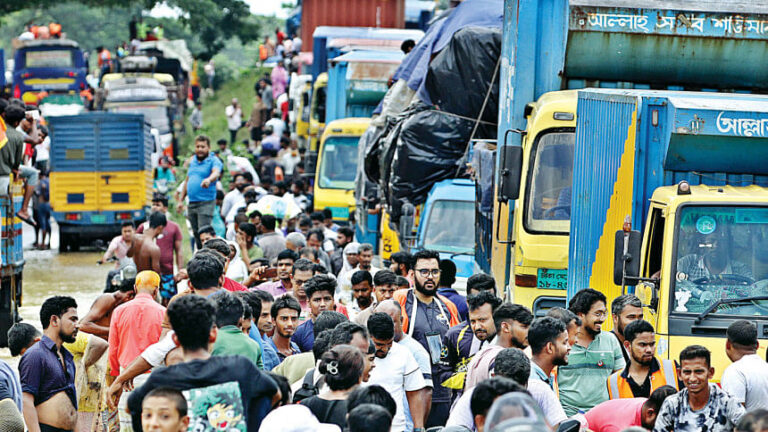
[13,39,87,104]
[314,118,370,223]
[308,72,328,173]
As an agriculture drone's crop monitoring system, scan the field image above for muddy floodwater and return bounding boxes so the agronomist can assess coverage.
[0,224,110,366]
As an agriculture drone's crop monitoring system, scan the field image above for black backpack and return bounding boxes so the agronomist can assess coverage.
[292,368,319,403]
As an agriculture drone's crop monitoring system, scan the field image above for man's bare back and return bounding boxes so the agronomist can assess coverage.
[130,234,161,273]
[79,292,133,340]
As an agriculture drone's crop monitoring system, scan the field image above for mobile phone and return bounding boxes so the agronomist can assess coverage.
[262,267,278,278]
[29,110,40,121]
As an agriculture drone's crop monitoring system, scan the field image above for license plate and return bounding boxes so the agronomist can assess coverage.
[330,207,350,220]
[90,214,106,224]
[537,268,567,289]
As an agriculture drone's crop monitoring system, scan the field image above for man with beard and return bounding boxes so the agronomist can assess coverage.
[268,296,301,362]
[19,296,79,432]
[558,288,625,416]
[463,302,533,389]
[347,270,374,321]
[607,320,678,399]
[354,270,398,326]
[392,250,460,428]
[609,294,643,364]
[529,317,570,388]
[367,313,428,432]
[439,291,502,398]
[179,135,222,249]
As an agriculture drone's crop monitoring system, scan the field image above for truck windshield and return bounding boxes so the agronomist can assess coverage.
[25,49,75,68]
[312,87,327,124]
[422,200,475,253]
[109,106,170,134]
[673,205,768,316]
[525,131,574,234]
[318,136,358,189]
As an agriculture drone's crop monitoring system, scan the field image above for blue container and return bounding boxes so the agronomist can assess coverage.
[48,113,153,173]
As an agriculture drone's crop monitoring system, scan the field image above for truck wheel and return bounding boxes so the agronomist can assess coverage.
[59,232,69,252]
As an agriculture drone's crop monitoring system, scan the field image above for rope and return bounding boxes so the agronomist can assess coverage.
[455,55,501,176]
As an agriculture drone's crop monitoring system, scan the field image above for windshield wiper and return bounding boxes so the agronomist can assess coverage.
[694,295,768,324]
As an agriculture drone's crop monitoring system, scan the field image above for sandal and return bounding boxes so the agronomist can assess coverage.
[16,212,36,227]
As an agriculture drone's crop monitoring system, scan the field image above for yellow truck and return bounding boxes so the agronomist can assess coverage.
[313,118,370,223]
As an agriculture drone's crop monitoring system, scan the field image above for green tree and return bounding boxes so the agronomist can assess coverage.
[0,0,263,60]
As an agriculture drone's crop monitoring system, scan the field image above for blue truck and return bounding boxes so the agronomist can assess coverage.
[484,0,768,375]
[12,39,87,104]
[48,113,154,251]
[410,179,477,289]
[568,88,768,380]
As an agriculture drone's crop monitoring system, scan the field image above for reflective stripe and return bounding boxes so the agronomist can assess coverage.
[661,359,678,390]
[608,372,620,399]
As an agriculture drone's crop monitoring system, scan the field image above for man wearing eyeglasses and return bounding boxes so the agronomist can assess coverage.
[556,288,626,416]
[392,249,460,429]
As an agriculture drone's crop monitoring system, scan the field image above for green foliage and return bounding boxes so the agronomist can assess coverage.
[0,0,278,60]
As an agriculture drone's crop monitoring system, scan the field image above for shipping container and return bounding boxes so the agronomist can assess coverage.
[301,0,406,52]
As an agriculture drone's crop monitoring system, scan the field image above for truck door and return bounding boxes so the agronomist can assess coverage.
[640,205,665,331]
[95,118,151,214]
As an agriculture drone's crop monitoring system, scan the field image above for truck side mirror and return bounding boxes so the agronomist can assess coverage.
[613,229,642,285]
[497,143,523,202]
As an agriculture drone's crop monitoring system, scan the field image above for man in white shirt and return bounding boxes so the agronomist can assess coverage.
[264,115,285,138]
[375,300,433,430]
[367,312,428,432]
[446,348,567,431]
[722,320,768,411]
[225,98,242,144]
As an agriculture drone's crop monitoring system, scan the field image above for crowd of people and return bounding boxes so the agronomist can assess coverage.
[3,223,768,432]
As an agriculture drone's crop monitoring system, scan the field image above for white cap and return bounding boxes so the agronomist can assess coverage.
[259,405,341,432]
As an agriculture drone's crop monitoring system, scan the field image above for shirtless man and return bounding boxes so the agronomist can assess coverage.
[128,212,166,273]
[19,296,80,432]
[78,280,136,340]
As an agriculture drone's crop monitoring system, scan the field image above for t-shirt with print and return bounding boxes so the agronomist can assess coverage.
[556,331,625,416]
[367,342,427,432]
[653,384,745,432]
[127,355,277,431]
[408,296,454,403]
[721,353,768,411]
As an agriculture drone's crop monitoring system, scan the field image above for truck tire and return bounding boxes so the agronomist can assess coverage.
[59,232,69,252]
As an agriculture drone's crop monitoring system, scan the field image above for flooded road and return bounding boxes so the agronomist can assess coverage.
[0,222,110,366]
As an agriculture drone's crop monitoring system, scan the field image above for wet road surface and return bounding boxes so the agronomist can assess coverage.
[0,222,110,366]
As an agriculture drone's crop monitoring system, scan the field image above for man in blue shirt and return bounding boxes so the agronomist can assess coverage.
[18,296,79,432]
[180,135,222,249]
[249,290,281,370]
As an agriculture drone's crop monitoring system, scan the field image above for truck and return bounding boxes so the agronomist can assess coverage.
[481,0,768,318]
[404,178,477,291]
[101,76,173,162]
[0,177,24,347]
[568,89,768,379]
[305,27,423,170]
[12,39,87,104]
[48,113,154,251]
[314,118,370,224]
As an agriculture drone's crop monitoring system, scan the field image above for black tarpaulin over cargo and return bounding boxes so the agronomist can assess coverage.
[424,26,501,138]
[387,109,474,216]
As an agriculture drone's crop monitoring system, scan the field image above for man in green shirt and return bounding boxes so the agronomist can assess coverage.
[557,288,625,416]
[211,291,263,369]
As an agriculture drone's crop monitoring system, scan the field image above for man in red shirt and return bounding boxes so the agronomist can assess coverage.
[585,386,676,432]
[108,270,165,430]
[137,195,183,305]
[203,238,248,292]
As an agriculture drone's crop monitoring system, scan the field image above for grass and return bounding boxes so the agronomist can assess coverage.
[170,67,269,261]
